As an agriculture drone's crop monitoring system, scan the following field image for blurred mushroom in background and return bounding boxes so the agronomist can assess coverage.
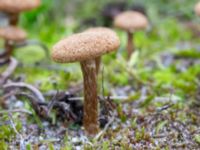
[194,1,200,17]
[79,1,146,30]
[0,0,41,61]
[114,11,148,59]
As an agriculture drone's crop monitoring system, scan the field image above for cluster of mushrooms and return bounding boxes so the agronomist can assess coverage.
[0,0,49,67]
[0,0,40,63]
[1,1,200,137]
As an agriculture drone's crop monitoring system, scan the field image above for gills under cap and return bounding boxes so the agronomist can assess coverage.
[0,0,40,13]
[0,26,27,42]
[114,11,148,32]
[51,30,120,63]
[195,2,200,16]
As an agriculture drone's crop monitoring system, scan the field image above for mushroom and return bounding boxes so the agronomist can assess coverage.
[0,26,27,42]
[0,26,27,59]
[51,30,120,135]
[114,11,148,59]
[85,27,117,74]
[195,2,200,16]
[0,0,41,25]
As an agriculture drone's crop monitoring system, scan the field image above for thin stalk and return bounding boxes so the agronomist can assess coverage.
[95,56,101,74]
[3,13,19,60]
[80,59,99,135]
[126,31,134,59]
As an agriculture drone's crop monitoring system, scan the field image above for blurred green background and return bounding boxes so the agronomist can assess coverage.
[1,0,200,98]
[20,0,198,44]
[1,1,200,149]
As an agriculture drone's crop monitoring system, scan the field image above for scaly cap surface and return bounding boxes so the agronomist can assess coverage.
[52,29,120,63]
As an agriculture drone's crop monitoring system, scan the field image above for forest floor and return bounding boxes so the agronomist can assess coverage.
[1,12,200,150]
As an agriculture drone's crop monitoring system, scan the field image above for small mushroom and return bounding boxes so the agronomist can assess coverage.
[0,0,41,25]
[114,11,148,59]
[195,2,200,16]
[0,26,27,42]
[0,0,40,13]
[85,27,118,74]
[51,31,120,135]
[0,26,27,59]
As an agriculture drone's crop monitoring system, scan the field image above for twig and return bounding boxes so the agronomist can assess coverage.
[39,138,60,143]
[8,113,26,150]
[3,82,45,102]
[156,104,174,113]
[43,92,129,101]
[0,109,32,114]
[1,57,18,78]
[1,89,18,100]
[95,114,115,140]
[0,57,18,85]
[65,96,129,101]
[47,91,59,115]
[152,132,175,138]
[15,92,48,118]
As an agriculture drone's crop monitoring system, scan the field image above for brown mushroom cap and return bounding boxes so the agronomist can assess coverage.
[52,30,120,63]
[195,2,200,16]
[0,0,40,13]
[0,26,27,42]
[114,11,148,32]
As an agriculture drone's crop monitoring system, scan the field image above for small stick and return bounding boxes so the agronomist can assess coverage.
[1,57,18,77]
[66,96,129,101]
[47,91,59,115]
[0,57,18,85]
[156,104,174,113]
[3,82,45,102]
[1,89,18,100]
[0,109,32,115]
[95,114,115,140]
[8,113,26,150]
[43,90,129,101]
[15,92,48,118]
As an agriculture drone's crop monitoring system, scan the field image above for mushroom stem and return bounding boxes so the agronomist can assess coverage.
[4,41,14,61]
[95,56,101,74]
[80,59,99,135]
[9,13,19,26]
[126,31,134,59]
[2,13,19,60]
